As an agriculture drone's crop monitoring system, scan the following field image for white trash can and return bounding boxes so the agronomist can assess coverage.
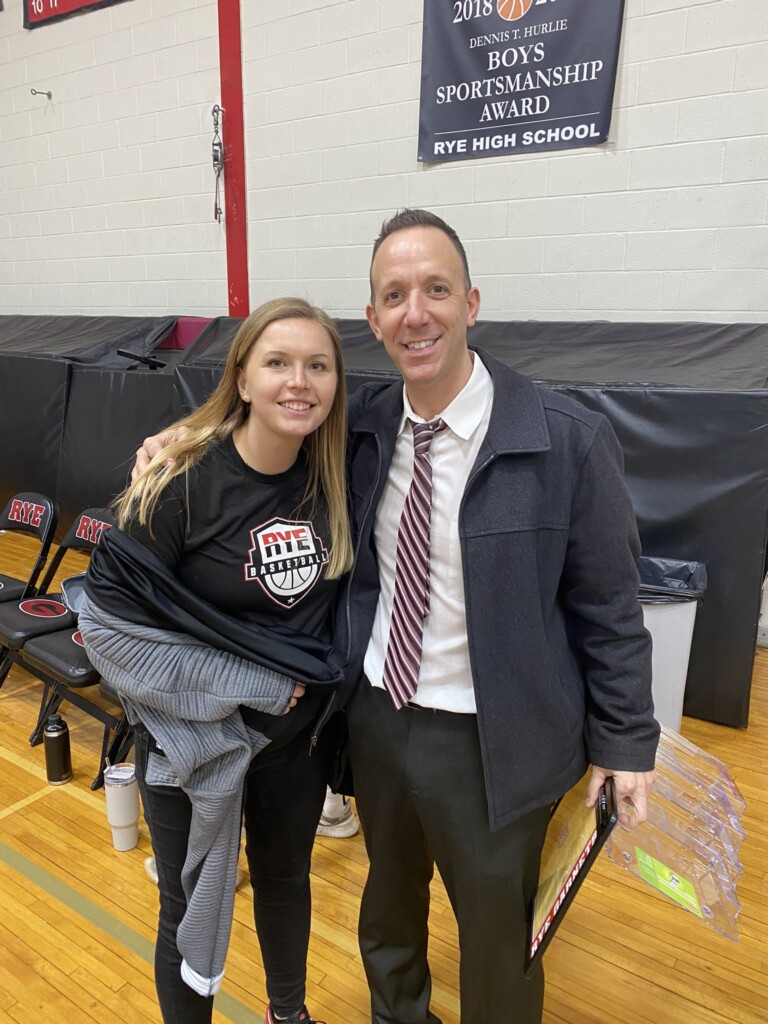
[637,557,707,732]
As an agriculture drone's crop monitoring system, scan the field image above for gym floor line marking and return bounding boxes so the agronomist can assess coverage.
[0,786,51,820]
[0,744,103,808]
[0,844,260,1024]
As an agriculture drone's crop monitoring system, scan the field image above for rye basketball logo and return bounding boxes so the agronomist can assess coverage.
[244,517,328,608]
[497,0,533,20]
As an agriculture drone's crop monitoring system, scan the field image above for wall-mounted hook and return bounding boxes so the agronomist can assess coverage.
[31,88,53,100]
[211,104,224,223]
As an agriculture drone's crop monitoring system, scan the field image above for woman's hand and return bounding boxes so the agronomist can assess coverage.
[283,682,306,714]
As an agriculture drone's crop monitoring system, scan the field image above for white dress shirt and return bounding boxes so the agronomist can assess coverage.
[363,354,494,712]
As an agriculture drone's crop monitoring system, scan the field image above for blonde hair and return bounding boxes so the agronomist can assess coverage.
[118,297,352,578]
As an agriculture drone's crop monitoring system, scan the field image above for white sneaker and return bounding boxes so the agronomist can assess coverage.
[316,798,359,838]
[144,855,159,884]
[144,855,247,887]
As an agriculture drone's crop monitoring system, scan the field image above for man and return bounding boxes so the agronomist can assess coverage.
[135,208,658,1024]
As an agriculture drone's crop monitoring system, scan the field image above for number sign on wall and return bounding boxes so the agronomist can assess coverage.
[24,0,131,30]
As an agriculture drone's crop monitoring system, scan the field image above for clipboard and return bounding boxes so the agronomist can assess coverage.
[526,774,617,973]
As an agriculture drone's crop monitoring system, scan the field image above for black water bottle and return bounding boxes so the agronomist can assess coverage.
[43,713,73,784]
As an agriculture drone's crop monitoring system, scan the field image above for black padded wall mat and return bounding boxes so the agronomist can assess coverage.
[0,354,69,510]
[2,314,766,727]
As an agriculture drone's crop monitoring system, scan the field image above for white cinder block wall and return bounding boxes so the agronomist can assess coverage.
[0,0,224,315]
[1,0,767,321]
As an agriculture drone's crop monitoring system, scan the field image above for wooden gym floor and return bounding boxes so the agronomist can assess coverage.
[0,540,765,1023]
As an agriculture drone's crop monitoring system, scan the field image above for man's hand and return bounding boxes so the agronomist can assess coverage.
[283,682,306,714]
[131,427,191,482]
[586,764,655,829]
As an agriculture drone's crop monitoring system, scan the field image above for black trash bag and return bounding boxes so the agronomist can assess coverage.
[637,556,707,601]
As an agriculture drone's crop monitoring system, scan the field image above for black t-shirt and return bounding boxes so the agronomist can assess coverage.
[128,435,339,740]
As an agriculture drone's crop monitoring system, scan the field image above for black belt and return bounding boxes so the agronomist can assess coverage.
[404,701,457,714]
[364,678,462,715]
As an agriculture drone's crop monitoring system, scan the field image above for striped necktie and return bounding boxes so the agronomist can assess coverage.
[382,418,446,709]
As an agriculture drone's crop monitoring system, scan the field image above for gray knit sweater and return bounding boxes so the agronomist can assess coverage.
[78,593,295,996]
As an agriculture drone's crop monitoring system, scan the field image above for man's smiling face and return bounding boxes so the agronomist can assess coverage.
[366,225,480,420]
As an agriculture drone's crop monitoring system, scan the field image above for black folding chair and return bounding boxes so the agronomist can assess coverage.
[22,632,133,789]
[0,507,114,692]
[0,492,58,603]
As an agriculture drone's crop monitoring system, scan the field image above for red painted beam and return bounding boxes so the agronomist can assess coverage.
[217,0,249,316]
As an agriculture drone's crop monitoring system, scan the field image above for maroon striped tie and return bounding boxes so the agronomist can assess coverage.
[382,418,445,709]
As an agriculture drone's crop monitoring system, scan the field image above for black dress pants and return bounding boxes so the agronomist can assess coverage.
[135,719,332,1024]
[348,682,550,1024]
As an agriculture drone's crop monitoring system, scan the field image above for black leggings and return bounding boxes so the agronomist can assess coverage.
[135,722,333,1024]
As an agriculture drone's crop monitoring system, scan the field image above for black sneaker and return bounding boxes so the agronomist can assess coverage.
[265,1004,325,1024]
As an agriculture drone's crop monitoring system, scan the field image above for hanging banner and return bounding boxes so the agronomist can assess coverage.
[418,0,625,163]
[24,0,131,29]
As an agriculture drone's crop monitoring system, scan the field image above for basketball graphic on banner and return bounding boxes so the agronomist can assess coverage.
[497,0,533,20]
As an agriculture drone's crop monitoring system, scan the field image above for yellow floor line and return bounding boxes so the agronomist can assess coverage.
[0,840,259,1023]
[0,786,52,820]
[0,744,105,808]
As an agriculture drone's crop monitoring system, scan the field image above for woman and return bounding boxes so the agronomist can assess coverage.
[79,297,352,1024]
